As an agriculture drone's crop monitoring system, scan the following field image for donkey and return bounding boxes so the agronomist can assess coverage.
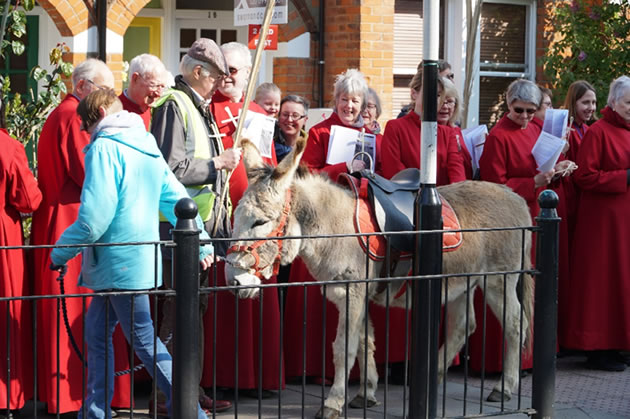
[225,136,534,419]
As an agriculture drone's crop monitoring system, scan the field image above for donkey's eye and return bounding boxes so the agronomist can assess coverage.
[252,220,267,228]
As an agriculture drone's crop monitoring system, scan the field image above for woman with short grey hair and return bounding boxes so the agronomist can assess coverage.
[565,75,630,372]
[361,87,383,134]
[302,68,376,177]
[474,78,577,374]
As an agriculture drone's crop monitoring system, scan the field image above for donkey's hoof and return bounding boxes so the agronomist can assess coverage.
[314,406,340,419]
[487,389,511,402]
[349,395,379,409]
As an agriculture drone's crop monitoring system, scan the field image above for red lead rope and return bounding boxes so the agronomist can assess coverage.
[227,188,292,280]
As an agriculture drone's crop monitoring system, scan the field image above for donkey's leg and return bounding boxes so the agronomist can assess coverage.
[485,274,523,402]
[318,288,367,419]
[349,313,379,408]
[438,287,477,383]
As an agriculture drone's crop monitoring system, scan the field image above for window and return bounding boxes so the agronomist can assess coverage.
[0,15,38,96]
[477,0,535,126]
[392,0,445,118]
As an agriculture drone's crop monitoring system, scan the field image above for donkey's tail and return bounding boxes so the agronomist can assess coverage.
[521,263,535,353]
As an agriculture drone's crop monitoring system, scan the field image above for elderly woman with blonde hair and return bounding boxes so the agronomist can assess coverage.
[284,69,386,385]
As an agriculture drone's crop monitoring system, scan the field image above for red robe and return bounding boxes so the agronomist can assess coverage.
[471,114,541,372]
[284,114,401,382]
[380,111,466,185]
[450,126,474,180]
[0,130,41,409]
[562,107,630,350]
[119,92,151,130]
[202,92,283,390]
[31,95,132,413]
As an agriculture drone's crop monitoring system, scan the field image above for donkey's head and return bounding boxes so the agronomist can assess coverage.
[225,136,307,298]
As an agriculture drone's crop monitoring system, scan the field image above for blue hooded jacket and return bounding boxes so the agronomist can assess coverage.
[51,111,213,290]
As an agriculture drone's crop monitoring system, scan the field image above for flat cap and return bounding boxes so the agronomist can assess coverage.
[186,38,229,76]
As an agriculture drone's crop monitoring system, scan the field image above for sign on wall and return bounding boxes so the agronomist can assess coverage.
[234,0,288,26]
[248,24,278,50]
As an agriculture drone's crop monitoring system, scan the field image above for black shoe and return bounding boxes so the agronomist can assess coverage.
[614,351,630,366]
[587,350,627,372]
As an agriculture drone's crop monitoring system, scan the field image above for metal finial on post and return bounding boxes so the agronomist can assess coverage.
[172,197,201,418]
[532,189,560,419]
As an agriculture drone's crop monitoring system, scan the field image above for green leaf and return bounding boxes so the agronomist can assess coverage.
[31,66,46,81]
[11,40,24,55]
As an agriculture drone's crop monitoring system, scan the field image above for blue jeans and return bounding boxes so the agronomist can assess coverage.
[79,293,207,419]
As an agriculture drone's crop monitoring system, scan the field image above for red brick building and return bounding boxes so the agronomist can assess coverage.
[20,0,554,127]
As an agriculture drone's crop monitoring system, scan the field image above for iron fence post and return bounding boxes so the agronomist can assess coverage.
[172,198,201,419]
[410,186,443,419]
[532,190,560,419]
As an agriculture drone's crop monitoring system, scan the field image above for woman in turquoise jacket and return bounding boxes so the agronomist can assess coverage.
[51,89,214,419]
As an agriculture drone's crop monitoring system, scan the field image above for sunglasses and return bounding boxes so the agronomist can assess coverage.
[228,66,243,75]
[513,107,537,115]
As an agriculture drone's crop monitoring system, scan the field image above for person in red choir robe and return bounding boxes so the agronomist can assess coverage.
[284,69,396,384]
[119,54,168,130]
[203,41,283,399]
[381,68,466,185]
[438,77,473,180]
[30,59,133,415]
[474,79,576,374]
[564,75,630,372]
[0,100,42,415]
[552,81,598,350]
[563,81,597,164]
[533,86,553,128]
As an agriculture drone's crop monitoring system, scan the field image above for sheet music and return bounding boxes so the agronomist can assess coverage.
[531,130,566,173]
[542,109,569,139]
[243,111,275,159]
[461,125,488,172]
[326,125,376,166]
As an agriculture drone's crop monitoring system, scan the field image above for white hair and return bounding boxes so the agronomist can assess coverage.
[333,68,369,113]
[179,54,213,78]
[72,58,112,87]
[506,79,542,107]
[607,75,630,108]
[128,53,167,80]
[220,42,252,68]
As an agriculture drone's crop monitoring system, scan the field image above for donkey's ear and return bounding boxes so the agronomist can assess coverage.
[241,139,264,177]
[271,133,307,187]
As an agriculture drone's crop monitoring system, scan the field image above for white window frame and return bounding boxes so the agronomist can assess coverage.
[446,0,537,126]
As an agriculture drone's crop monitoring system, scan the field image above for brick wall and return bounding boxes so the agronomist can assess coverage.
[275,0,395,125]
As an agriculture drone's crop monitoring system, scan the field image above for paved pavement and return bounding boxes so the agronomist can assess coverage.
[13,353,630,418]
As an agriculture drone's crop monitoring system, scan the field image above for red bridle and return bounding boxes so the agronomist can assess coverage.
[227,188,292,280]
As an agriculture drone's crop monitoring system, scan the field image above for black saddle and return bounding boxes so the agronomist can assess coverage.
[358,168,421,252]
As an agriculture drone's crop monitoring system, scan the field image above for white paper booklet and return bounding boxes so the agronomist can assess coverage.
[542,109,569,139]
[326,125,376,167]
[531,131,566,173]
[243,111,275,159]
[461,125,488,172]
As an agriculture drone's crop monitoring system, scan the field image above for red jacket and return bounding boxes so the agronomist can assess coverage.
[380,111,465,185]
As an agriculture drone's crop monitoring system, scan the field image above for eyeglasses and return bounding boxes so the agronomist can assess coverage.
[86,79,108,90]
[139,74,166,92]
[228,66,244,75]
[446,73,455,80]
[280,112,307,121]
[444,99,457,107]
[366,103,377,110]
[513,107,537,115]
